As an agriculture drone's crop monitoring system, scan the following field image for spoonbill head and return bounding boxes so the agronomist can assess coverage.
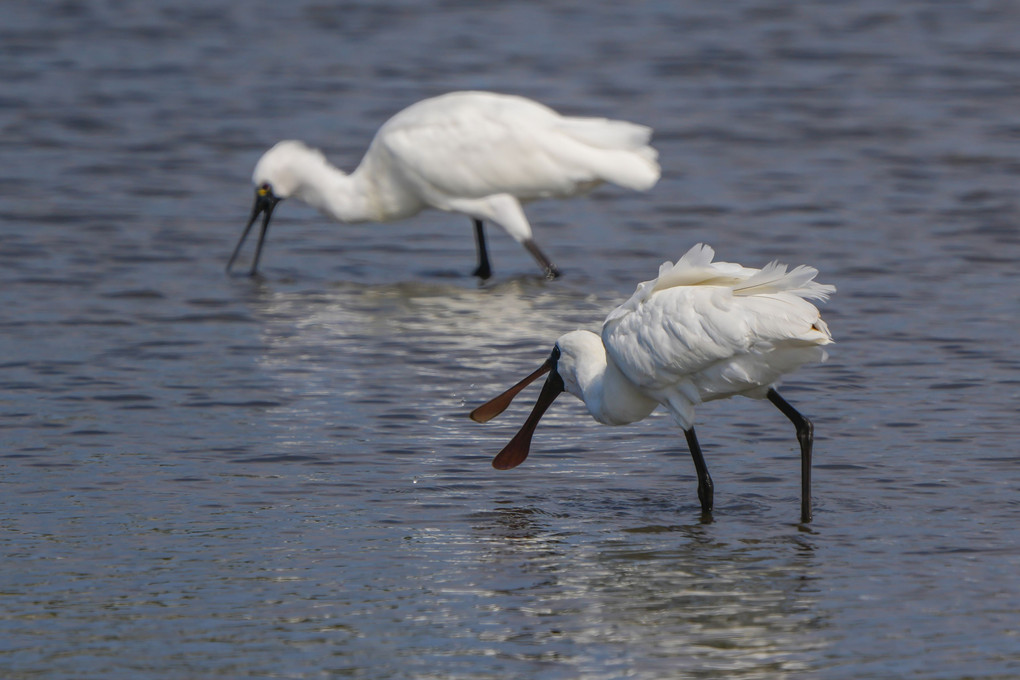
[227,141,332,276]
[227,91,660,279]
[471,244,835,523]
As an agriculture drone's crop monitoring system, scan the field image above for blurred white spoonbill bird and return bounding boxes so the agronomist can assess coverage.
[470,244,835,523]
[227,91,660,279]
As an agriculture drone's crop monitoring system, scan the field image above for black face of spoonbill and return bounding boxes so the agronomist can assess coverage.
[470,346,565,470]
[226,183,282,276]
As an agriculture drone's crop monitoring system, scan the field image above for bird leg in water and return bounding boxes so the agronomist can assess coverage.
[683,427,714,515]
[767,388,814,523]
[523,239,561,280]
[472,219,493,280]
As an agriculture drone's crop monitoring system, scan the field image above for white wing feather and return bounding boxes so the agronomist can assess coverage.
[373,92,659,201]
[733,261,835,300]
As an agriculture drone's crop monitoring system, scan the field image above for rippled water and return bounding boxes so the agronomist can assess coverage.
[2,1,1018,678]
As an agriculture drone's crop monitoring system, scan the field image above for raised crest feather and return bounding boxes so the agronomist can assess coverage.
[605,244,835,324]
[732,262,835,300]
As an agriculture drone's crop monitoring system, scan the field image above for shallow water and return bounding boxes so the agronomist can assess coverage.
[2,1,1019,678]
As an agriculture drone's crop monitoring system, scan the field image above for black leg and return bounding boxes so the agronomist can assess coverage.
[684,427,714,515]
[767,388,813,523]
[522,239,560,280]
[472,219,492,280]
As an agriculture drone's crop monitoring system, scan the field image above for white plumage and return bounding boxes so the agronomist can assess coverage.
[471,244,835,522]
[227,91,660,279]
[601,243,833,427]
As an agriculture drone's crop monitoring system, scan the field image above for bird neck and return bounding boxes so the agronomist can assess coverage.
[568,341,658,426]
[291,156,381,223]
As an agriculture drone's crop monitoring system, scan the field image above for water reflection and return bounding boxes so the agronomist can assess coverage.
[247,277,608,368]
[236,278,612,454]
[396,504,831,678]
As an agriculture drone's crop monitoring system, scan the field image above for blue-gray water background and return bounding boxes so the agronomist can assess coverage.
[2,1,1018,678]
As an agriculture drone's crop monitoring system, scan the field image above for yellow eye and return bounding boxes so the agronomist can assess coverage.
[257,183,271,197]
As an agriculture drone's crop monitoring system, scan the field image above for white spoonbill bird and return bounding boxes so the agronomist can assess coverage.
[227,91,660,279]
[470,244,835,523]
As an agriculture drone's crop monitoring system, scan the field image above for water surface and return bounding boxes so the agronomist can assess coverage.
[1,1,1018,678]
